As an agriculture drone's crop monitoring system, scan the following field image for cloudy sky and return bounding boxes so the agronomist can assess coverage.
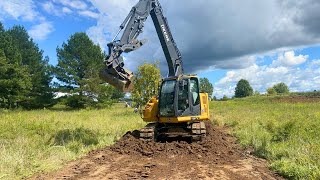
[1,0,319,97]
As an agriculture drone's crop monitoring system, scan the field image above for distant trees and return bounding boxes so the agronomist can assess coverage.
[200,77,214,98]
[221,95,229,101]
[235,79,253,98]
[273,83,289,94]
[132,63,161,107]
[267,83,290,95]
[267,87,277,95]
[0,23,53,109]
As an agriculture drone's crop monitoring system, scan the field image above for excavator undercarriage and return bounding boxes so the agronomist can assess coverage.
[139,121,207,142]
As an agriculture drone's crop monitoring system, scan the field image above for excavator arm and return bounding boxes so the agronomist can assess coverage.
[101,0,183,92]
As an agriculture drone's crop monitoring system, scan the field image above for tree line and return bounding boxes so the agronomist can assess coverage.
[0,21,294,109]
[0,22,123,109]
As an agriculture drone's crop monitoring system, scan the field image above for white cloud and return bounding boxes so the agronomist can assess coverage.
[42,1,61,16]
[62,7,72,14]
[78,10,99,19]
[28,22,55,41]
[86,0,320,74]
[214,51,319,97]
[273,51,309,67]
[0,0,37,21]
[54,0,87,10]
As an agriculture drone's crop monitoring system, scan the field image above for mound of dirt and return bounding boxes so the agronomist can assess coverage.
[32,121,283,180]
[107,121,243,164]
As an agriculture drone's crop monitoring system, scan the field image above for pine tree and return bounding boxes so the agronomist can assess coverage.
[55,32,110,108]
[0,25,32,108]
[7,26,54,108]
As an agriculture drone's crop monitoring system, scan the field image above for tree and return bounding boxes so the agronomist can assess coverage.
[110,86,125,100]
[234,79,253,98]
[221,95,229,101]
[200,77,214,98]
[7,26,54,108]
[0,24,32,108]
[254,90,261,96]
[273,82,289,94]
[55,32,109,108]
[132,62,161,107]
[267,87,277,95]
[213,96,217,101]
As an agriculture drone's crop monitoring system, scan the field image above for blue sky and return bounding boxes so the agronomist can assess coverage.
[1,0,319,98]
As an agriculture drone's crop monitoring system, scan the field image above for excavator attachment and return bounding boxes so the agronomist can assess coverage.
[100,66,134,92]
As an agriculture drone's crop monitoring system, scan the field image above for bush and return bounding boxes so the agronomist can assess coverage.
[64,95,93,109]
[273,83,289,94]
[267,87,277,95]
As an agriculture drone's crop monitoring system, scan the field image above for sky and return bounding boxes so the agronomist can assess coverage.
[0,0,319,98]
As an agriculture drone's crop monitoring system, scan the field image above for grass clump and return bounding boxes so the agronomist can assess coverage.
[210,96,320,179]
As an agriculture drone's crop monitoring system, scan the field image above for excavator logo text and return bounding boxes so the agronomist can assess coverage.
[161,24,170,42]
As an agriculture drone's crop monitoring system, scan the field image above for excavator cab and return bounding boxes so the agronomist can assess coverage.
[159,77,201,118]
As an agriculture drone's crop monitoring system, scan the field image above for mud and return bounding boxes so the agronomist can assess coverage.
[32,122,284,180]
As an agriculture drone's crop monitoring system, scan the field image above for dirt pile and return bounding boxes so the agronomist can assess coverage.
[32,121,283,180]
[107,121,242,164]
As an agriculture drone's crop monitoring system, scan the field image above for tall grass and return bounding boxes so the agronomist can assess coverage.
[0,104,144,180]
[1,97,319,179]
[211,96,320,179]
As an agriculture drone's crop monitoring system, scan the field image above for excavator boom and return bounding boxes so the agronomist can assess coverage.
[101,0,182,92]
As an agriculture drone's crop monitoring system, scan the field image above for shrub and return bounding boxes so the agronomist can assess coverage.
[64,95,93,109]
[267,87,277,95]
[273,83,290,94]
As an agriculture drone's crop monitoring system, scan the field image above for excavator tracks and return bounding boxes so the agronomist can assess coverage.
[139,123,157,141]
[139,121,207,142]
[191,121,207,141]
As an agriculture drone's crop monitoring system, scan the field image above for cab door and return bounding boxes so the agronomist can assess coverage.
[189,78,201,116]
[176,77,201,117]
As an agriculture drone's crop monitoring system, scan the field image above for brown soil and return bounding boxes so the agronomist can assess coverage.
[272,96,320,103]
[32,122,284,180]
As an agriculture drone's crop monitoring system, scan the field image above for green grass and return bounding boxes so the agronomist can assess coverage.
[1,97,319,179]
[211,96,320,179]
[0,104,145,180]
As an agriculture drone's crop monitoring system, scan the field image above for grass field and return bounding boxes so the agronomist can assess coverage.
[0,96,319,179]
[212,96,320,179]
[0,104,145,180]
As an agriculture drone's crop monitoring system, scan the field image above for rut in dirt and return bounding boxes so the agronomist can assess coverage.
[33,121,284,180]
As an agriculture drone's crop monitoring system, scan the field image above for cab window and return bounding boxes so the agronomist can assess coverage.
[190,78,200,106]
[159,80,175,117]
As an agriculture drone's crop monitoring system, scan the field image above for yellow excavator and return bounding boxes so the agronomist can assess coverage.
[101,0,210,141]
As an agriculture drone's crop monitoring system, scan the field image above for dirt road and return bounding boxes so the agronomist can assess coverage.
[33,122,283,180]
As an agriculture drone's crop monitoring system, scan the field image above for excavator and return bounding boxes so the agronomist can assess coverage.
[101,0,210,141]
